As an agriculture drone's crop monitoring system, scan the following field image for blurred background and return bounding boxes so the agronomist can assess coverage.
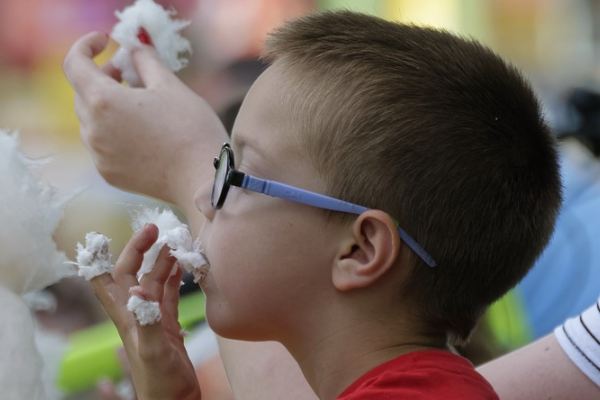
[3,0,600,398]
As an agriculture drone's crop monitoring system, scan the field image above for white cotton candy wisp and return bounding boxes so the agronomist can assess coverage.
[0,130,73,295]
[0,129,73,400]
[126,292,162,326]
[0,288,46,400]
[75,232,113,280]
[130,207,208,281]
[126,207,208,325]
[111,0,191,86]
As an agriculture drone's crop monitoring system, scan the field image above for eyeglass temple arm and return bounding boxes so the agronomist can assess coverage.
[240,174,436,267]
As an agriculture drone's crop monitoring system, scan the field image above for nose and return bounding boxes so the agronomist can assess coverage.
[194,180,215,221]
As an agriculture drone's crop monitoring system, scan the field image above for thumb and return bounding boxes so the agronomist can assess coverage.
[131,45,179,89]
[63,31,113,94]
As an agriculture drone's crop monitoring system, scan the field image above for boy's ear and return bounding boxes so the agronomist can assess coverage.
[333,210,401,291]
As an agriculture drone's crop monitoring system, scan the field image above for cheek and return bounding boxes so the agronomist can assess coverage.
[201,209,335,339]
[207,217,298,299]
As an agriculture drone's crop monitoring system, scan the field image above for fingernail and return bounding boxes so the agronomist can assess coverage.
[137,27,153,46]
[129,285,149,300]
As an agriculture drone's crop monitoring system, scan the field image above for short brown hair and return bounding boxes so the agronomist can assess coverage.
[263,11,562,343]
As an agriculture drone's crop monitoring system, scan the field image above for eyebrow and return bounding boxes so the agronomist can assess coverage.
[231,133,271,165]
[232,133,253,153]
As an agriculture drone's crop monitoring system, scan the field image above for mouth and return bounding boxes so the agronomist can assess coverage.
[191,243,210,284]
[192,263,210,283]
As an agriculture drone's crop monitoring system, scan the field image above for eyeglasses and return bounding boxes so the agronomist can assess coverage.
[211,143,436,267]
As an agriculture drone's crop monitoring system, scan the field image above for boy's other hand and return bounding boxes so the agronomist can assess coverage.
[90,224,201,400]
[63,32,228,214]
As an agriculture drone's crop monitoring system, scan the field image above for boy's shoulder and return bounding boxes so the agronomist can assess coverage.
[336,350,499,400]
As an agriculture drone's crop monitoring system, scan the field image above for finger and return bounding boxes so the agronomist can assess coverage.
[130,46,179,89]
[63,31,116,96]
[101,61,123,82]
[90,271,142,342]
[73,92,88,134]
[127,286,172,349]
[113,224,159,288]
[139,244,177,301]
[73,94,95,153]
[163,265,184,321]
[89,270,125,318]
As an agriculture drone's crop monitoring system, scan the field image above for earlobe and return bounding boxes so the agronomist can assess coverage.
[333,210,401,291]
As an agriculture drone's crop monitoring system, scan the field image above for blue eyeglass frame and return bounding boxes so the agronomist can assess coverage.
[211,143,436,267]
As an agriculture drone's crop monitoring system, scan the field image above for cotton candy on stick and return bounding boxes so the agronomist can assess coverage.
[0,130,74,400]
[111,0,191,86]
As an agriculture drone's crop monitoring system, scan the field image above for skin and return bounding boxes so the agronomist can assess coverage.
[63,32,600,400]
[478,334,600,400]
[63,32,227,228]
[195,62,450,400]
[89,225,200,400]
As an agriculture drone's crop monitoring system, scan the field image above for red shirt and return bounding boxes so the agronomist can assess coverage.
[336,350,499,399]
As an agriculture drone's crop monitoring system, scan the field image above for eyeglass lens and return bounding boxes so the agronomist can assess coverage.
[212,148,229,208]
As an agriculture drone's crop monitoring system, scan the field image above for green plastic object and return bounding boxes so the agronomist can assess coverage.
[485,289,533,351]
[57,291,205,395]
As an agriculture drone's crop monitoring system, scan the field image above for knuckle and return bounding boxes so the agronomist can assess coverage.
[138,344,166,362]
[86,86,112,118]
[85,129,103,151]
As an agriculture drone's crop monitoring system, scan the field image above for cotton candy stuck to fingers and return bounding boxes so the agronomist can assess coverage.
[130,207,208,280]
[0,130,73,295]
[111,0,191,86]
[75,232,113,280]
[127,291,162,326]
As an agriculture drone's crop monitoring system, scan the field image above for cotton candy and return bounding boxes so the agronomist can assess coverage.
[127,292,162,326]
[0,129,73,400]
[75,232,113,280]
[0,131,73,294]
[130,207,208,280]
[111,0,191,86]
[76,207,209,326]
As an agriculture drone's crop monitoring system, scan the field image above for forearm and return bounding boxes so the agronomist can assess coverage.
[116,98,228,210]
[165,123,227,232]
[478,333,599,400]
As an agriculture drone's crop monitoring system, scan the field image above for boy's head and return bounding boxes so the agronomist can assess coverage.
[259,11,562,343]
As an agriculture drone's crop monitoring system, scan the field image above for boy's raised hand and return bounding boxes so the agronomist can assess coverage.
[63,32,228,217]
[91,224,201,400]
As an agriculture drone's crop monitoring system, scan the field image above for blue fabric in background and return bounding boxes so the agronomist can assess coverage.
[517,141,600,338]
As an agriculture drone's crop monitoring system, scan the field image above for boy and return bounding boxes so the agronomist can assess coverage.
[66,11,561,400]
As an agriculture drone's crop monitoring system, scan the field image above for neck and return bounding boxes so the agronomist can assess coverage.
[285,314,449,400]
